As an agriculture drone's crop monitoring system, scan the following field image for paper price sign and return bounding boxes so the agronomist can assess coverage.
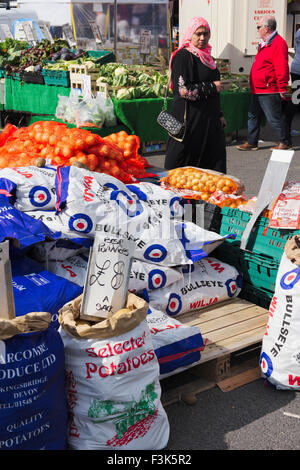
[37,21,54,43]
[0,24,13,40]
[22,21,37,43]
[90,22,103,44]
[0,241,15,320]
[140,30,151,55]
[62,23,76,46]
[80,235,134,321]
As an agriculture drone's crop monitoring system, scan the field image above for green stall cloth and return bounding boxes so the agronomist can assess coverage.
[112,91,251,142]
[5,78,70,115]
[112,97,173,143]
[220,90,251,133]
[28,114,131,137]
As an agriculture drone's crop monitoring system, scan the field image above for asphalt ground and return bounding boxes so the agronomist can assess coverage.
[145,113,300,452]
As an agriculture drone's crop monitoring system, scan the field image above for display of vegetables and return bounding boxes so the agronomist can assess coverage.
[3,38,72,75]
[43,57,99,72]
[97,62,170,99]
[0,122,152,183]
[0,38,29,71]
[160,167,247,209]
[104,131,151,177]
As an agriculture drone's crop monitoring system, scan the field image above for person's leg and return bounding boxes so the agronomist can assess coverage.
[258,94,289,146]
[285,72,300,146]
[247,94,264,146]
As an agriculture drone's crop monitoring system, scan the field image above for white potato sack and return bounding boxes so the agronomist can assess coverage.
[147,257,242,317]
[59,294,170,450]
[0,166,57,211]
[261,245,300,390]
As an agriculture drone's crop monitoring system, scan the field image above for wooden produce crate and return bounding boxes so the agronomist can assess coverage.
[215,58,231,74]
[69,63,100,95]
[161,298,268,406]
[96,78,121,99]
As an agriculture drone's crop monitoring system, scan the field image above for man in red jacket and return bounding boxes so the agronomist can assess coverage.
[237,16,290,151]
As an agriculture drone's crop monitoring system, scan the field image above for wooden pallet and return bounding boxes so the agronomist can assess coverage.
[161,298,268,406]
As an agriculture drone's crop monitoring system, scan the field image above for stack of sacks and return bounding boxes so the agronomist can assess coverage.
[0,167,241,378]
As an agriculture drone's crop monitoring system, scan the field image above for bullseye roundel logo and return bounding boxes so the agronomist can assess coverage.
[104,182,119,191]
[144,244,168,263]
[225,278,238,297]
[260,352,273,378]
[68,213,93,233]
[29,186,51,207]
[148,269,167,290]
[280,268,300,290]
[166,293,182,316]
[170,197,183,217]
[110,190,144,218]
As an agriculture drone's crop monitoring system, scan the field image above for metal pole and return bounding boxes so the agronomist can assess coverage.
[114,0,117,59]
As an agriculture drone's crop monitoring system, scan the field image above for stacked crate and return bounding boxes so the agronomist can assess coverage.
[215,207,300,309]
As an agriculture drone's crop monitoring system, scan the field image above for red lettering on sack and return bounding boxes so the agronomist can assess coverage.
[66,370,80,438]
[84,349,156,379]
[84,332,147,358]
[61,264,77,277]
[289,375,300,386]
[85,362,97,379]
[206,259,225,273]
[83,176,95,202]
[12,168,33,178]
[268,296,277,318]
[189,297,218,310]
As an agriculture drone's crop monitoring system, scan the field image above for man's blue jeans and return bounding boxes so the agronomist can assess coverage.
[247,93,288,146]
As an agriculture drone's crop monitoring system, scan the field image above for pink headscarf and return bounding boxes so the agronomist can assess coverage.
[169,17,216,87]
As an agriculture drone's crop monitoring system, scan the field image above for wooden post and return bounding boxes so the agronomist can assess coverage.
[114,0,117,60]
[0,240,15,320]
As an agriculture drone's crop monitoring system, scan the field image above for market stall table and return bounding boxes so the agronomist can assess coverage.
[3,78,252,141]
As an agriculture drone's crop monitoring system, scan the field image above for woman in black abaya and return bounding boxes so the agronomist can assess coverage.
[164,17,227,173]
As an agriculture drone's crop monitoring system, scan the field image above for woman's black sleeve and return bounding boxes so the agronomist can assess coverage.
[171,51,218,101]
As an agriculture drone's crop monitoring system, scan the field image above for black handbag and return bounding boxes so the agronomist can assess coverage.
[157,75,187,143]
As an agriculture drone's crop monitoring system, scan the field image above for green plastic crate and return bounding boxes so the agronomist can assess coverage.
[239,282,273,310]
[3,71,22,81]
[219,206,300,261]
[87,50,115,64]
[42,68,70,87]
[215,241,279,293]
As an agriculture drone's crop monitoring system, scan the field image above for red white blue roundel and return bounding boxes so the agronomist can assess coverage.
[280,268,300,290]
[29,186,51,207]
[148,269,167,290]
[260,352,273,378]
[104,182,120,191]
[166,293,183,316]
[68,213,93,233]
[170,197,183,217]
[110,190,144,218]
[144,244,168,263]
[225,278,238,297]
